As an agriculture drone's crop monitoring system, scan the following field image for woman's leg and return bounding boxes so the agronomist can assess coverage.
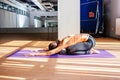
[66,35,96,55]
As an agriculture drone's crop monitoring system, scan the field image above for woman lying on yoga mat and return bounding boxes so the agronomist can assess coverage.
[25,34,99,56]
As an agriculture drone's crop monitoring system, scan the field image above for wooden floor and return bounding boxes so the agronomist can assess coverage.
[0,37,120,80]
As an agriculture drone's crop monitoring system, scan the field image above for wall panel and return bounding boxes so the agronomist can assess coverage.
[0,9,5,28]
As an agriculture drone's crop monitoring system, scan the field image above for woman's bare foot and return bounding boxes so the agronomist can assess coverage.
[90,48,100,54]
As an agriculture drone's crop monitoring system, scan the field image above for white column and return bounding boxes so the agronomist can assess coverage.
[58,0,80,39]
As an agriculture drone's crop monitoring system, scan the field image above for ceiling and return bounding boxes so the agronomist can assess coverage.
[16,0,58,11]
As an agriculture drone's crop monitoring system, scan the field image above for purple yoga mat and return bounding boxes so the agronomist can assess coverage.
[8,49,115,58]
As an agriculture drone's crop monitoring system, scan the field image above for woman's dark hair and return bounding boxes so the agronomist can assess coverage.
[48,43,56,50]
[48,40,60,50]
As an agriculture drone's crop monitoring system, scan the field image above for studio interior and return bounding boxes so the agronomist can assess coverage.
[0,0,120,80]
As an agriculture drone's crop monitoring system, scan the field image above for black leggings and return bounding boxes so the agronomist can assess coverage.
[66,35,96,55]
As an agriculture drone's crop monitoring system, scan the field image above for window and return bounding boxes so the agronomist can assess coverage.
[8,5,12,12]
[0,2,3,9]
[11,6,15,12]
[3,3,8,10]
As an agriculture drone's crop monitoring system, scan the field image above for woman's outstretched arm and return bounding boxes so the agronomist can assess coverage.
[24,45,64,56]
[25,34,89,56]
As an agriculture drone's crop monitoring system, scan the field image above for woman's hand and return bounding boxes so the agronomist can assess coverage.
[24,52,50,57]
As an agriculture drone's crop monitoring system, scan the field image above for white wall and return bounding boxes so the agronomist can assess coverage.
[17,14,29,28]
[0,0,29,28]
[58,0,80,39]
[34,19,42,28]
[116,18,120,35]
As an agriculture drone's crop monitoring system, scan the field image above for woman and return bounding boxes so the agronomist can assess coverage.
[25,33,99,56]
